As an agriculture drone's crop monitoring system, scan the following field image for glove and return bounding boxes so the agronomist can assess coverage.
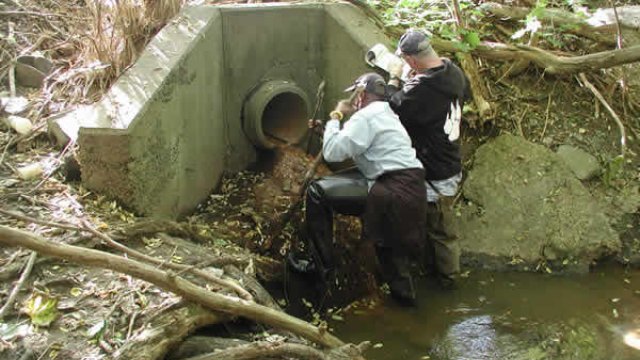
[332,99,356,119]
[388,59,404,80]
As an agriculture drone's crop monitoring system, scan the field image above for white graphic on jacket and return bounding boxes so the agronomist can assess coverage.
[443,99,461,142]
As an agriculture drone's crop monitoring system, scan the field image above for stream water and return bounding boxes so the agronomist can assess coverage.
[329,265,640,360]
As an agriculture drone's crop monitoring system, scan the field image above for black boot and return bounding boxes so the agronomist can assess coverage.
[376,246,417,306]
[389,274,416,306]
[286,251,316,274]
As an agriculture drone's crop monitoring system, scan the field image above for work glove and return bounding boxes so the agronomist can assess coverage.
[388,59,404,81]
[333,99,356,118]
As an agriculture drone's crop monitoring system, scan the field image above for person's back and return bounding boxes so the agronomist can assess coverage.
[389,59,467,180]
[297,72,427,304]
[323,100,422,181]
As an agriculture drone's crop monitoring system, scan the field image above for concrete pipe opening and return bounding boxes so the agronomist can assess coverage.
[243,80,310,149]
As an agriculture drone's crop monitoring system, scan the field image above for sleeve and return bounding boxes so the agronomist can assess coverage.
[322,113,373,163]
[462,73,472,102]
[388,78,423,127]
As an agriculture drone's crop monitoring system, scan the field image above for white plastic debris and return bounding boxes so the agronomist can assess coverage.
[1,96,29,114]
[5,115,33,135]
[17,163,44,180]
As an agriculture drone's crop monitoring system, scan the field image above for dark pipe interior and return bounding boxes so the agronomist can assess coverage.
[262,92,308,145]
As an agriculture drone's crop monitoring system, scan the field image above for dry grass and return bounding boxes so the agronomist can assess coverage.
[0,0,184,121]
[58,0,185,103]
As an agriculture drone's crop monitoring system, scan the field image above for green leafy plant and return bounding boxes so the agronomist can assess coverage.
[603,155,625,187]
[366,0,484,52]
[22,292,59,327]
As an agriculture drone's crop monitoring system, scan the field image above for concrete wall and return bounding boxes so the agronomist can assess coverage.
[219,3,325,170]
[60,3,393,218]
[79,6,225,217]
[323,4,391,108]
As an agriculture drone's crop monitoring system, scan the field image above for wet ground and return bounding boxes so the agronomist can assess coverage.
[330,265,640,360]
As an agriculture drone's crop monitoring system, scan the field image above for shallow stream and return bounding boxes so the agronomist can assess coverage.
[330,265,640,360]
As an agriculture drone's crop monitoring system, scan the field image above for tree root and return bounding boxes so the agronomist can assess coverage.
[121,219,219,244]
[431,40,640,75]
[181,340,370,360]
[114,302,229,360]
[578,73,627,157]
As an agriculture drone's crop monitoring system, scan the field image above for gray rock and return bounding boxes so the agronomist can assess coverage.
[556,145,601,180]
[459,134,620,272]
[15,55,53,88]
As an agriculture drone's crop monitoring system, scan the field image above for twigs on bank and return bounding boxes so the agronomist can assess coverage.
[80,220,254,302]
[0,251,36,320]
[578,73,626,157]
[0,225,346,349]
[0,208,253,301]
[0,208,80,232]
[0,10,63,18]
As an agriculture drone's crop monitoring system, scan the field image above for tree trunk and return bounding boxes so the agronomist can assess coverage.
[451,0,493,123]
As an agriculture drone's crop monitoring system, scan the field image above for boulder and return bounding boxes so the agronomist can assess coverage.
[459,134,620,272]
[556,145,600,181]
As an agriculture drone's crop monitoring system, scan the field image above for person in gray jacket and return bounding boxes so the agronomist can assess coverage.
[294,72,427,304]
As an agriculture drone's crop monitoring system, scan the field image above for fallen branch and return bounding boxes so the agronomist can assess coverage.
[80,220,254,302]
[0,251,36,320]
[481,2,618,46]
[578,73,626,156]
[430,39,640,75]
[0,225,345,349]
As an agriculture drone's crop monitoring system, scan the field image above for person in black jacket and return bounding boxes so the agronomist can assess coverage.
[387,29,470,289]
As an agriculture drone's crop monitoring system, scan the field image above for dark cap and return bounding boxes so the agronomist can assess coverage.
[344,72,386,97]
[396,29,432,55]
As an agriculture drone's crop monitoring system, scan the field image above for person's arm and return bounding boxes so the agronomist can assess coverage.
[322,111,373,163]
[388,77,423,126]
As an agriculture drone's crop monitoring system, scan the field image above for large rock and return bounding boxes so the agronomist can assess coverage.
[556,145,600,181]
[459,134,620,272]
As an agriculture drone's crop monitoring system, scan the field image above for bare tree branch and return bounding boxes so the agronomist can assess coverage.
[0,225,345,349]
[0,251,36,319]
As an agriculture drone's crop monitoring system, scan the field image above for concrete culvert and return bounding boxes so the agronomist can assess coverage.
[243,80,310,149]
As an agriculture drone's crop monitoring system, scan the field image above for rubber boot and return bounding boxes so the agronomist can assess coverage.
[426,196,460,290]
[376,246,416,306]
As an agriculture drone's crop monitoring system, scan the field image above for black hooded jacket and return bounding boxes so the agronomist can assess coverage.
[388,58,470,181]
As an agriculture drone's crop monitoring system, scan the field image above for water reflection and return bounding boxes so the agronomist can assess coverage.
[434,315,500,359]
[330,266,640,360]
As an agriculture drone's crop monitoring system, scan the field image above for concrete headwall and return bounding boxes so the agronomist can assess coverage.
[52,2,390,218]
